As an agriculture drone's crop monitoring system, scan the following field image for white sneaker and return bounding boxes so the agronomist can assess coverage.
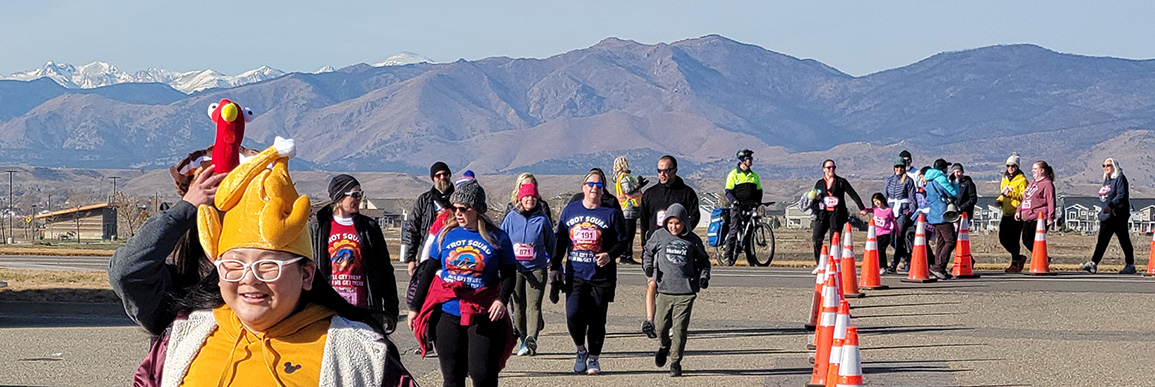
[586,357,601,375]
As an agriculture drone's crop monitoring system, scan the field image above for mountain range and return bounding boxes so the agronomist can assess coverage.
[2,35,1155,188]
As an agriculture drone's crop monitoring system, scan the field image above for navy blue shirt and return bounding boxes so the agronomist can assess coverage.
[432,227,516,316]
[553,201,627,282]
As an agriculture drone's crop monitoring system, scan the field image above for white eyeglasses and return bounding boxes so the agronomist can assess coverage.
[214,257,304,282]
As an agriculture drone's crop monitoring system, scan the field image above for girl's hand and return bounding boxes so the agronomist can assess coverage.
[406,311,418,331]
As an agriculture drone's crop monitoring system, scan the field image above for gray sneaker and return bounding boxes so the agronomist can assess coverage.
[1079,261,1098,274]
[574,349,589,373]
[1120,264,1137,275]
[586,357,601,375]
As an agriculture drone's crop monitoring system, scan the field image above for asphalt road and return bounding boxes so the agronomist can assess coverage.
[2,258,1154,386]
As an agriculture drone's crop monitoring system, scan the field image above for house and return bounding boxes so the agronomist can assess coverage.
[785,207,812,229]
[33,203,117,241]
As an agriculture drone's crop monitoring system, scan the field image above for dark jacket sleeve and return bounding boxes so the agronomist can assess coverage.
[842,178,867,212]
[958,180,978,214]
[408,258,439,312]
[605,208,630,258]
[363,217,399,327]
[638,194,654,246]
[551,211,570,271]
[693,236,711,281]
[498,234,517,303]
[1108,175,1129,214]
[108,200,197,335]
[687,191,701,230]
[401,194,427,262]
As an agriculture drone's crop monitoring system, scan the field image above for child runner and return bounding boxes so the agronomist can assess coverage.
[642,203,711,377]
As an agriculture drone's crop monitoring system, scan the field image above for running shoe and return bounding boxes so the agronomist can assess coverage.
[1120,264,1137,275]
[1078,261,1097,274]
[587,357,601,375]
[655,346,670,367]
[516,342,529,356]
[669,362,682,377]
[524,336,538,356]
[574,349,589,373]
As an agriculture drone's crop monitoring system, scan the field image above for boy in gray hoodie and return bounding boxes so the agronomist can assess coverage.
[642,203,711,377]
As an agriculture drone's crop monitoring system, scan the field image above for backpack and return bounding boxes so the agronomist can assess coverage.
[706,208,730,247]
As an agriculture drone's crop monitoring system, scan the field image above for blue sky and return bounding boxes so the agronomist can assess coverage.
[4,1,1154,76]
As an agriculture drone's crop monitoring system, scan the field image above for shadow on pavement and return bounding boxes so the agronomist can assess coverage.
[503,366,815,378]
[0,288,120,303]
[862,343,987,351]
[852,301,962,309]
[854,311,963,319]
[857,325,973,335]
[0,300,135,328]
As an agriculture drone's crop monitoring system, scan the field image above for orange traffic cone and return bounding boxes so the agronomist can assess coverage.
[1026,219,1056,276]
[811,255,839,350]
[807,268,840,387]
[902,213,937,283]
[840,224,865,298]
[825,300,852,386]
[807,245,829,331]
[834,327,864,387]
[830,232,845,297]
[1145,232,1155,277]
[860,218,889,290]
[951,214,981,279]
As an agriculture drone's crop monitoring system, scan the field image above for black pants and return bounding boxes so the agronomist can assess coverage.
[435,313,509,387]
[999,216,1024,262]
[724,206,747,260]
[566,279,612,356]
[876,233,892,269]
[1021,218,1044,254]
[811,211,846,264]
[932,223,957,272]
[905,220,935,266]
[890,214,911,265]
[1092,216,1135,265]
[622,218,638,260]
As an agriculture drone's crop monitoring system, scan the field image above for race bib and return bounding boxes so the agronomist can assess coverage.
[656,210,667,227]
[1098,186,1111,196]
[824,196,840,209]
[874,216,889,228]
[513,243,535,261]
[573,225,599,245]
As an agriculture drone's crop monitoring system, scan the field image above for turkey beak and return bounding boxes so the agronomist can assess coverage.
[220,102,239,123]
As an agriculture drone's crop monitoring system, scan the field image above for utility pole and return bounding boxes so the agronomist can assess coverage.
[5,170,14,244]
[108,176,120,206]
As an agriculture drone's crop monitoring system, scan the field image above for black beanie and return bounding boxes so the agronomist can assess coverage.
[933,159,948,172]
[328,174,360,202]
[430,162,450,180]
[899,150,911,159]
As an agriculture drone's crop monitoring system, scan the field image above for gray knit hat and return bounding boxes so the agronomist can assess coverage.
[450,179,487,213]
[949,163,963,174]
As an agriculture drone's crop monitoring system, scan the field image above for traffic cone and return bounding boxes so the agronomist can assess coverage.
[807,245,829,331]
[830,232,845,297]
[834,327,864,387]
[810,254,839,350]
[825,300,852,386]
[840,224,865,298]
[1025,219,1056,276]
[901,214,937,283]
[807,269,840,387]
[951,214,981,279]
[859,218,889,290]
[1145,232,1155,277]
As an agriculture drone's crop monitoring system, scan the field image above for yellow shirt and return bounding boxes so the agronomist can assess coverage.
[182,304,335,387]
[997,173,1028,217]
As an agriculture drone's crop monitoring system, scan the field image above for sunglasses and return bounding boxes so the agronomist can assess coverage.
[451,206,472,213]
[823,166,836,170]
[433,171,451,179]
[585,182,605,188]
[1103,164,1112,168]
[345,190,364,199]
[739,156,752,161]
[657,168,675,174]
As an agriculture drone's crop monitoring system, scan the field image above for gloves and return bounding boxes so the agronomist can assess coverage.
[699,277,710,289]
[636,176,650,190]
[548,270,563,304]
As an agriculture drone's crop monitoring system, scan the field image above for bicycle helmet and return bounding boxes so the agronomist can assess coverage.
[736,149,754,160]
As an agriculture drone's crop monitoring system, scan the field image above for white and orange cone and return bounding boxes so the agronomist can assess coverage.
[807,245,829,331]
[951,214,980,279]
[840,223,865,298]
[825,300,852,386]
[834,327,864,387]
[807,265,841,387]
[901,213,937,283]
[860,217,889,290]
[1026,219,1056,276]
[1145,232,1155,277]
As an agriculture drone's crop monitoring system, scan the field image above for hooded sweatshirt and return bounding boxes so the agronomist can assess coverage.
[998,172,1028,217]
[1099,173,1130,221]
[181,304,335,386]
[923,169,959,197]
[1018,177,1056,222]
[500,204,557,272]
[642,204,711,295]
[639,175,701,244]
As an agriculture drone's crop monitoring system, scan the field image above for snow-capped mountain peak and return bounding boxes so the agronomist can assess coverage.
[3,61,285,94]
[374,52,433,67]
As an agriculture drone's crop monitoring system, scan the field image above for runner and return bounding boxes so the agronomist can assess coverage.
[1015,161,1057,259]
[501,181,557,356]
[551,170,629,375]
[402,162,455,276]
[612,156,648,265]
[638,155,699,339]
[1082,158,1137,274]
[310,174,399,332]
[409,180,517,387]
[925,161,959,279]
[808,159,868,265]
[642,203,710,377]
[884,156,916,274]
[996,153,1029,273]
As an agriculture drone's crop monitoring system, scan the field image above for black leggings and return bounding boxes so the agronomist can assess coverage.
[999,216,1024,262]
[622,218,638,259]
[435,313,509,387]
[566,280,612,356]
[876,233,891,269]
[1092,216,1135,265]
[811,211,847,264]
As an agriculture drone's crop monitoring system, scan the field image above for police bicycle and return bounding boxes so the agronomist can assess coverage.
[712,201,776,267]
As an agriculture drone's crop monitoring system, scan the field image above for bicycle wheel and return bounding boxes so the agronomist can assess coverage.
[745,221,776,267]
[715,244,736,267]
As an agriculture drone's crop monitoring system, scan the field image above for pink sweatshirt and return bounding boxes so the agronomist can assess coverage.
[872,207,895,236]
[1017,178,1055,222]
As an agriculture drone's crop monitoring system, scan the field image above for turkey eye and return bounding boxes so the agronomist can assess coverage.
[243,107,255,123]
[207,103,219,119]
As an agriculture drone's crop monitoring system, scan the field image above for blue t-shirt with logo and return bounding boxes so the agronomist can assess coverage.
[432,227,515,316]
[556,202,626,282]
